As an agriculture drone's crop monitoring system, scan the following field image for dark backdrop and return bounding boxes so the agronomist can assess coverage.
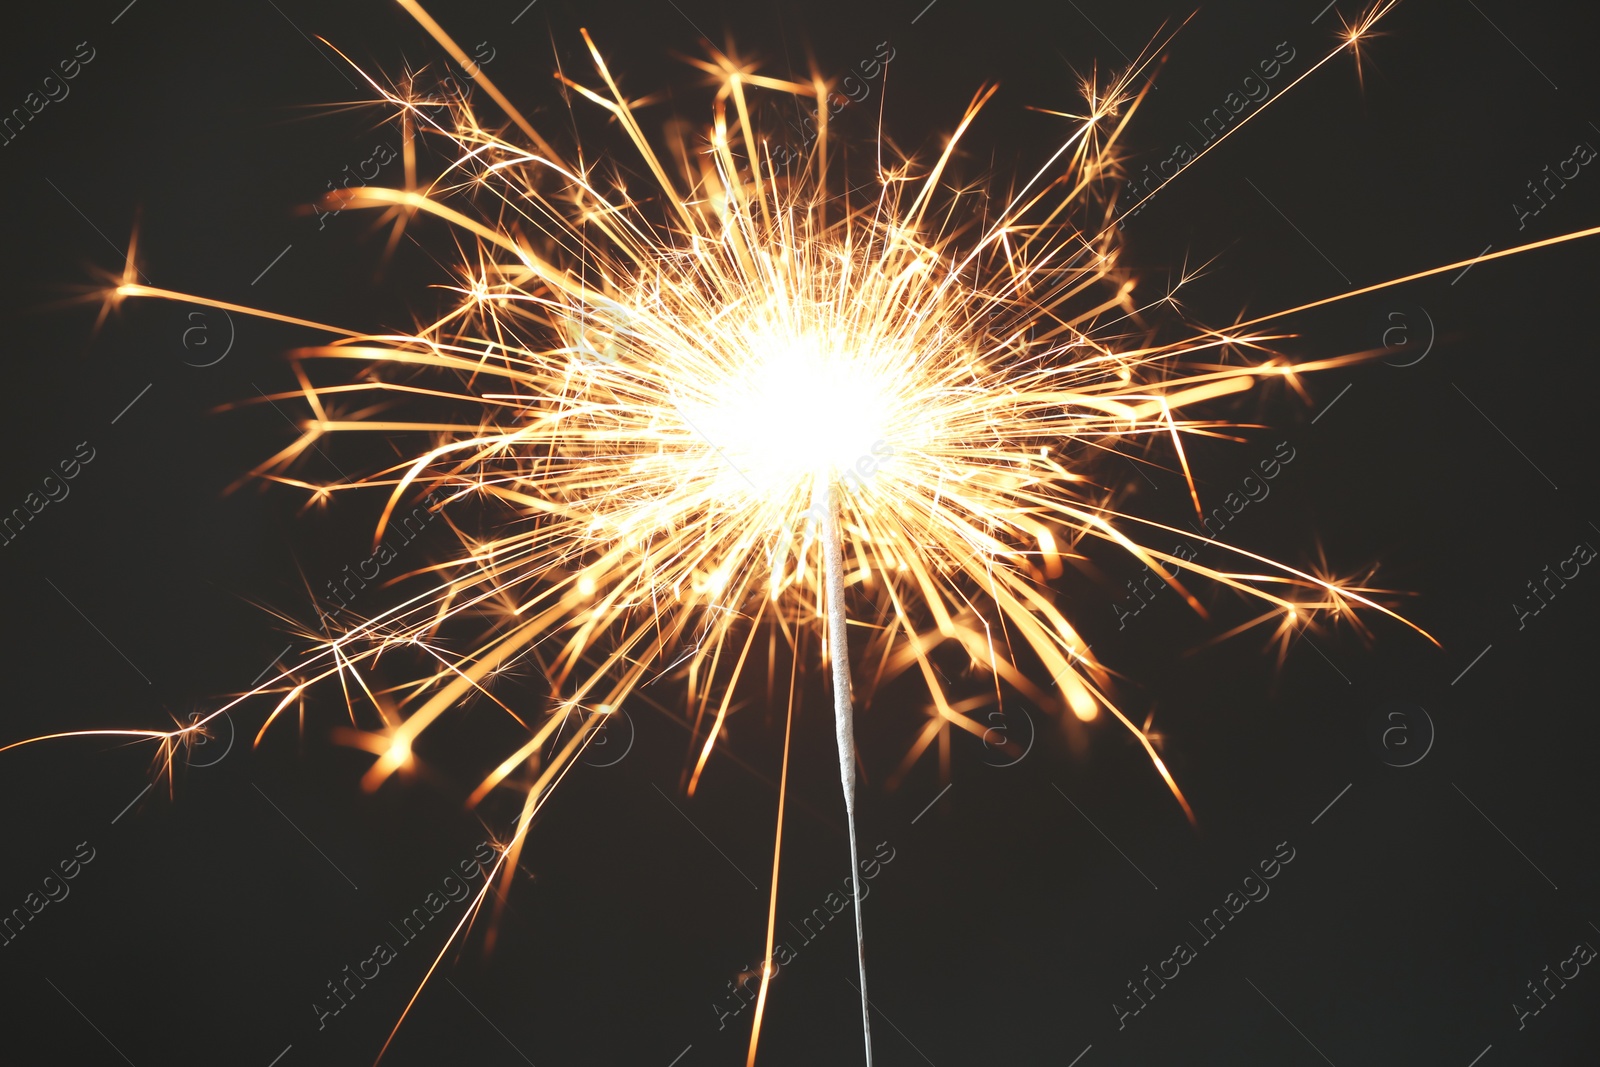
[1,1,1597,1064]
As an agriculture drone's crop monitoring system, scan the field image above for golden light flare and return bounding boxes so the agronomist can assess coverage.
[10,1,1600,1063]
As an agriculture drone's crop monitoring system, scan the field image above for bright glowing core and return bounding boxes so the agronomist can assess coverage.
[686,329,897,500]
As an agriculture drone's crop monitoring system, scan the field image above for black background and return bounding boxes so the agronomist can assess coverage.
[2,1,1598,1064]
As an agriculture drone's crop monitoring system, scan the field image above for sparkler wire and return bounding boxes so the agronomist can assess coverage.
[821,482,874,1065]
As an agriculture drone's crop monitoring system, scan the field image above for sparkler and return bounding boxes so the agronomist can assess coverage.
[9,1,1600,1062]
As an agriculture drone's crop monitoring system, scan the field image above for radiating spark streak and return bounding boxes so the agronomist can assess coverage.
[114,284,361,337]
[1114,5,1398,226]
[687,602,770,795]
[374,716,606,1064]
[746,654,799,1067]
[1160,398,1204,521]
[1228,225,1600,331]
[264,1,360,90]
[1450,243,1495,285]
